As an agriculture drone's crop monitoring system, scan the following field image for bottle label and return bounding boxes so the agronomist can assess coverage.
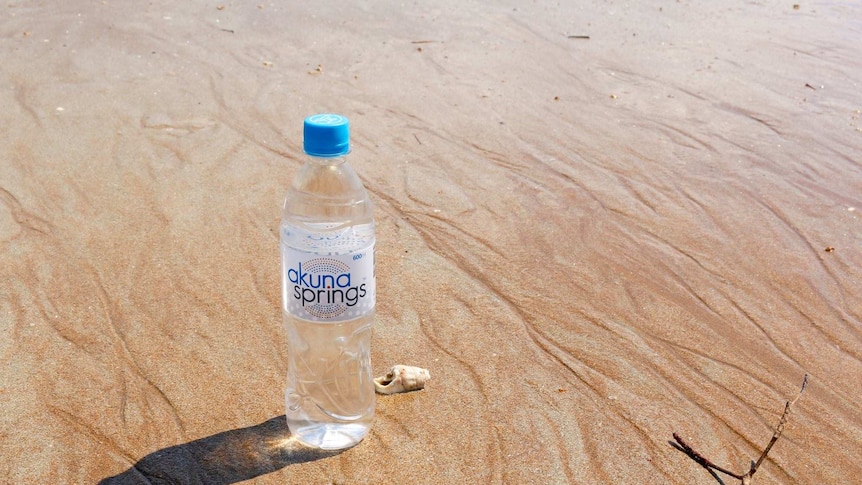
[283,242,375,322]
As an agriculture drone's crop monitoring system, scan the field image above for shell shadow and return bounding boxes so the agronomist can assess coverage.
[99,415,338,484]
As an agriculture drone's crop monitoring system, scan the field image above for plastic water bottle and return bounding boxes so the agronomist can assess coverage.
[280,114,376,450]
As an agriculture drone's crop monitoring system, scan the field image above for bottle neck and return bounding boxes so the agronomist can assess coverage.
[307,154,347,166]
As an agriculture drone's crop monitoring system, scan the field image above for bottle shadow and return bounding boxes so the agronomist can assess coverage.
[99,415,338,485]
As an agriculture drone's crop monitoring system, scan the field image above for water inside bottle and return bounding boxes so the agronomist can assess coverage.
[283,311,375,449]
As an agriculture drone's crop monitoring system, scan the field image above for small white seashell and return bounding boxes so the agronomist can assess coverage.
[374,365,431,394]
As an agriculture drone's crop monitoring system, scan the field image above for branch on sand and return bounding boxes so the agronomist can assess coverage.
[670,374,809,485]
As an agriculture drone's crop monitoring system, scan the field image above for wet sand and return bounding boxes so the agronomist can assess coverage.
[2,1,861,483]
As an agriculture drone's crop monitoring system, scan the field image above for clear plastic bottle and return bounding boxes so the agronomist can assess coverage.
[280,114,375,450]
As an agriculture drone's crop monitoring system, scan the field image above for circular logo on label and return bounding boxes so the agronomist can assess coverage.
[305,258,350,318]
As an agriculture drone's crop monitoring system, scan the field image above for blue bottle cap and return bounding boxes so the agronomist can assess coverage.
[303,113,350,157]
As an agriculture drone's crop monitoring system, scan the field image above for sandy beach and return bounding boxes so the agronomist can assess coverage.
[2,1,861,483]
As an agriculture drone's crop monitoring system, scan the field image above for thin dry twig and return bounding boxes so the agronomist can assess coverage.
[671,374,809,484]
[749,374,808,476]
[671,433,744,480]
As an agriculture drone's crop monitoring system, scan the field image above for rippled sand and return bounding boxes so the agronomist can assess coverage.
[2,1,860,483]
